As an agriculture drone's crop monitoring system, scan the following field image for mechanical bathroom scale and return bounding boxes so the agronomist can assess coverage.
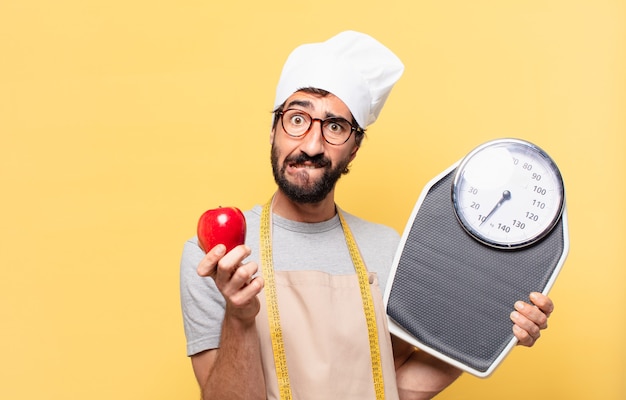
[384,138,569,377]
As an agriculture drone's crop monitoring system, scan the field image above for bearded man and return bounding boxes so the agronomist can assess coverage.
[180,31,554,400]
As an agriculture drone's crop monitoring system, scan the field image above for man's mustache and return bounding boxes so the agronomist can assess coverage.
[284,153,331,168]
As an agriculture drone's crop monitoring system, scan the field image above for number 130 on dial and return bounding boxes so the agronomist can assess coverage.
[452,138,565,249]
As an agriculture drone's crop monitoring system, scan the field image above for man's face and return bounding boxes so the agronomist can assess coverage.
[270,91,360,204]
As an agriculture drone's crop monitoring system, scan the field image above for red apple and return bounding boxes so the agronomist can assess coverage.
[197,206,247,253]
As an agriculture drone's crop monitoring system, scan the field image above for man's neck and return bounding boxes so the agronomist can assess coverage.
[271,190,336,223]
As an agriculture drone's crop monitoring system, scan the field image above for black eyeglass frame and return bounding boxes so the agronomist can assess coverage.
[276,109,365,146]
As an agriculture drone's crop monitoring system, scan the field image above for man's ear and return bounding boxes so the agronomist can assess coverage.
[269,128,275,145]
[349,144,360,162]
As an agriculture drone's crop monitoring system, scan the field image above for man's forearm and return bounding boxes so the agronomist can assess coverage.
[393,336,462,400]
[396,350,462,400]
[199,315,266,400]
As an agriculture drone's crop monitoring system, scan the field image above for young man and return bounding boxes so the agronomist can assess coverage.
[180,31,554,400]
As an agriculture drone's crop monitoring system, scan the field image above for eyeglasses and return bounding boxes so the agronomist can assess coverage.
[277,109,364,146]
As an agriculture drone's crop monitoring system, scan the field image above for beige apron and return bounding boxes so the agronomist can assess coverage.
[256,269,400,400]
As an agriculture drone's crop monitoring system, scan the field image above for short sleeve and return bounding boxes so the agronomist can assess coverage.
[179,238,226,356]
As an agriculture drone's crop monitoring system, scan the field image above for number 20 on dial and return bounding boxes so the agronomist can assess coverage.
[452,138,565,249]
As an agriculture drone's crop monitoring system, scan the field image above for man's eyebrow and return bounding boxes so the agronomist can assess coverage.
[286,98,351,120]
[285,99,313,109]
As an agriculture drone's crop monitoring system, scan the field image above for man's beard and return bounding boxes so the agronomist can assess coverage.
[271,145,351,204]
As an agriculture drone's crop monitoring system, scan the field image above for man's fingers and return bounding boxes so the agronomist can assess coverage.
[512,323,539,347]
[217,259,256,295]
[228,276,265,307]
[510,292,555,347]
[510,307,542,346]
[197,244,226,277]
[530,292,554,318]
[515,300,549,329]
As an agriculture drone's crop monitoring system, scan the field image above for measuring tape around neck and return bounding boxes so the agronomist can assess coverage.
[259,198,385,399]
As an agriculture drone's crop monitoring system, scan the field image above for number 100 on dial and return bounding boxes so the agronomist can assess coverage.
[452,138,565,249]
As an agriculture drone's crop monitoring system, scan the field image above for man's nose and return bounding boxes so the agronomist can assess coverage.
[299,120,326,156]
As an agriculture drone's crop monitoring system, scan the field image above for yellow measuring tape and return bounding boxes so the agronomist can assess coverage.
[337,210,386,399]
[260,200,292,399]
[260,198,385,399]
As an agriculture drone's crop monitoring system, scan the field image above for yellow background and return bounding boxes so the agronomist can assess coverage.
[1,0,624,399]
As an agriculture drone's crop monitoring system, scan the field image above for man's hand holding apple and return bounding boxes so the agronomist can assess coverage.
[196,207,264,323]
[197,244,264,323]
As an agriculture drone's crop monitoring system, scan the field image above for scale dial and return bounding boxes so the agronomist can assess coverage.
[452,138,565,249]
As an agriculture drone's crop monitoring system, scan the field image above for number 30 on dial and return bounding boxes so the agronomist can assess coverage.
[451,138,565,249]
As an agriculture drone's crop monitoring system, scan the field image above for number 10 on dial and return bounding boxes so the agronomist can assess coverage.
[452,138,565,249]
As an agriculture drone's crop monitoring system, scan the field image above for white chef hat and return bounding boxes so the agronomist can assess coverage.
[274,31,404,129]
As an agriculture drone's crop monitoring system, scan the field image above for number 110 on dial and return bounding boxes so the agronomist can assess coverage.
[452,138,565,249]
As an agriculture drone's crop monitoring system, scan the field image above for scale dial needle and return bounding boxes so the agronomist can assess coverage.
[480,190,511,226]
